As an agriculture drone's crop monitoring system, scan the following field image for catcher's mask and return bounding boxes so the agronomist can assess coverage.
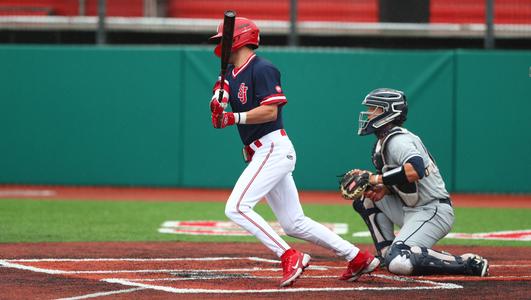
[358,88,408,136]
[209,17,260,58]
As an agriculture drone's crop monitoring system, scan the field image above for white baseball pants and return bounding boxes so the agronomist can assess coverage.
[225,129,359,260]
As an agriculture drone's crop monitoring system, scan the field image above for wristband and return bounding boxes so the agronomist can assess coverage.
[382,166,408,186]
[236,112,247,124]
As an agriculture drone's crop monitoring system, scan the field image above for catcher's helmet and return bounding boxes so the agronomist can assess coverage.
[358,88,408,136]
[210,17,260,57]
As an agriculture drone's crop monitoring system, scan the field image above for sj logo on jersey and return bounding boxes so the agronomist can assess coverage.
[238,83,248,104]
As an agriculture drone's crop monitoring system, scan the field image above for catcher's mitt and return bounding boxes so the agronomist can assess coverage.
[339,170,371,200]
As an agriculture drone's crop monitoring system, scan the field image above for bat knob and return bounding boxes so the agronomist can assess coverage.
[224,10,236,18]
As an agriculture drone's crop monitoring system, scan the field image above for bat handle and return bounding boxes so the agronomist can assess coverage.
[217,73,227,103]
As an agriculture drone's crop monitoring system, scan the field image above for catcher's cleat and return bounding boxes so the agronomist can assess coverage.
[340,250,380,281]
[280,248,311,287]
[465,256,489,277]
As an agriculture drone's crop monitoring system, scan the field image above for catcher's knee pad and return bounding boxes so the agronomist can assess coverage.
[407,246,472,276]
[385,242,414,275]
[353,197,393,256]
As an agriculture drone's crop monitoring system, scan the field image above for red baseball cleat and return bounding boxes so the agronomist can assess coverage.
[339,250,380,281]
[279,248,311,287]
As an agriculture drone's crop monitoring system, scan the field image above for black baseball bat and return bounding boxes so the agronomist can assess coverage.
[218,10,236,103]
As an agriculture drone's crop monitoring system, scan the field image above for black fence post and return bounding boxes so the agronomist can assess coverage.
[379,0,430,23]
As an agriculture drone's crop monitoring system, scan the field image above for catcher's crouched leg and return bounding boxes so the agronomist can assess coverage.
[384,242,414,275]
[352,196,394,259]
[384,242,489,276]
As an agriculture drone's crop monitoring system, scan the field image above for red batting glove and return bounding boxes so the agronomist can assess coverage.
[210,77,229,113]
[210,97,225,114]
[212,77,230,94]
[212,112,235,129]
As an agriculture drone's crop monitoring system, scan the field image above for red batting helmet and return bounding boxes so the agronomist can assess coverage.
[210,17,260,57]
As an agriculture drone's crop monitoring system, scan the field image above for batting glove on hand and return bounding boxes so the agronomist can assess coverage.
[212,112,235,129]
[210,97,226,114]
[210,77,229,113]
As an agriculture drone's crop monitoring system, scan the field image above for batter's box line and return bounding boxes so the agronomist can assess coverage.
[127,275,350,282]
[0,257,463,295]
[6,256,280,263]
[102,276,462,294]
[0,259,329,275]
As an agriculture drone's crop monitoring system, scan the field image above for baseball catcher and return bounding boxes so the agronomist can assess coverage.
[342,88,489,277]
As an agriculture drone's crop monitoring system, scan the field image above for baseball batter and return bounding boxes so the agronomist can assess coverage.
[346,88,489,276]
[209,17,379,287]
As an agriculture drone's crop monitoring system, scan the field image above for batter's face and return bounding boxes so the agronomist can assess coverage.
[228,51,236,64]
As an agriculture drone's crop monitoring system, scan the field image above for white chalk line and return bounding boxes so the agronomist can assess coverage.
[3,257,523,284]
[0,260,64,274]
[126,274,483,283]
[0,263,279,274]
[18,256,530,295]
[102,277,462,293]
[4,257,527,270]
[8,257,279,263]
[55,287,146,300]
[103,274,531,282]
[21,267,285,274]
[0,189,56,197]
[0,260,149,300]
[0,264,320,274]
[130,275,339,282]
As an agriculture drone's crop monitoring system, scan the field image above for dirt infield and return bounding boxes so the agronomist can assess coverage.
[1,242,530,299]
[1,186,529,298]
[1,185,530,208]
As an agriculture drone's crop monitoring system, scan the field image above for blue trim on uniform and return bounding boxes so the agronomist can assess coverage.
[406,155,425,179]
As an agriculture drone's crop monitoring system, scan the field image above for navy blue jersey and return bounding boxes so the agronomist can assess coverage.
[226,54,287,145]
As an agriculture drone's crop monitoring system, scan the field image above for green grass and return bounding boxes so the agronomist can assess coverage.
[0,199,529,247]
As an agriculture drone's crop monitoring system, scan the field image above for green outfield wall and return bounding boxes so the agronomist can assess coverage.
[0,46,529,193]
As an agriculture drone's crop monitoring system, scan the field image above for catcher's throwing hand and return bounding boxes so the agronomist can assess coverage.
[364,184,387,202]
[339,169,372,200]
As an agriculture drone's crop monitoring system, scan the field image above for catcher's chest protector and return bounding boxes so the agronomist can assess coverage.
[372,127,405,173]
[378,127,406,167]
[371,143,384,173]
[375,128,420,207]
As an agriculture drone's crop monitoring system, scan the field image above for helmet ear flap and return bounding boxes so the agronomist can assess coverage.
[397,105,408,124]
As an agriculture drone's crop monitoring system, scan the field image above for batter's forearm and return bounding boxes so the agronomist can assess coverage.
[241,104,278,124]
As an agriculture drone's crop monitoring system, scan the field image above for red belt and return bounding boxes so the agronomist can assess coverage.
[243,129,286,162]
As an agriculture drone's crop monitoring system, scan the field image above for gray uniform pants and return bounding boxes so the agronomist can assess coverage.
[375,195,455,248]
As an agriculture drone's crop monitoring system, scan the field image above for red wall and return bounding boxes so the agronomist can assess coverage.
[1,0,529,24]
[0,0,144,16]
